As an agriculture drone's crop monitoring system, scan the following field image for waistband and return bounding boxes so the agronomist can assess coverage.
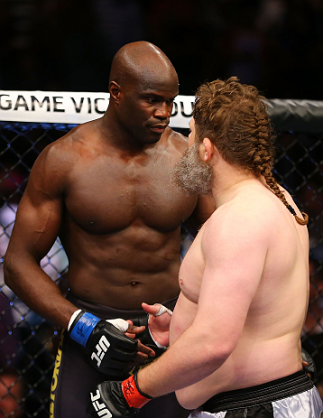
[66,291,178,320]
[201,370,313,413]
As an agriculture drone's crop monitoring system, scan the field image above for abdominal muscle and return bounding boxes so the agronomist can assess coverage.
[63,227,182,309]
[60,177,194,308]
[67,267,181,309]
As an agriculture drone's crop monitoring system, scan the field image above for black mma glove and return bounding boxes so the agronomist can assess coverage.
[68,310,138,377]
[132,304,172,356]
[88,374,152,418]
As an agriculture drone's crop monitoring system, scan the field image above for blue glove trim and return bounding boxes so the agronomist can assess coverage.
[70,312,100,347]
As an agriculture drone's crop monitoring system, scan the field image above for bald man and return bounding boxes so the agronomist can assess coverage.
[4,42,213,418]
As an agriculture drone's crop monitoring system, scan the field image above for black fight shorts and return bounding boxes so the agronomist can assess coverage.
[50,292,191,418]
[189,370,323,418]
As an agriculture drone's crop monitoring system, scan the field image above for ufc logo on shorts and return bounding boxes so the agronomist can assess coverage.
[91,336,110,367]
[90,390,112,418]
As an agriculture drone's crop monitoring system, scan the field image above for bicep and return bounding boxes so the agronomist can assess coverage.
[9,191,62,262]
[7,149,66,262]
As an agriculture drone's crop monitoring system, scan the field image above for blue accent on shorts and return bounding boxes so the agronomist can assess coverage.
[70,312,100,347]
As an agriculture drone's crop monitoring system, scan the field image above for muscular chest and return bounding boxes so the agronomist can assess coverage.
[65,152,197,233]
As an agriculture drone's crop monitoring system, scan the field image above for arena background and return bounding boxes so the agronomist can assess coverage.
[0,94,322,417]
[1,1,323,100]
[1,1,323,417]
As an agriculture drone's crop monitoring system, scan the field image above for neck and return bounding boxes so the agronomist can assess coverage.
[211,162,259,207]
[101,110,157,155]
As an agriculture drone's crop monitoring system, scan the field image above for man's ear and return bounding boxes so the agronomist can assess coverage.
[201,138,216,162]
[109,81,121,103]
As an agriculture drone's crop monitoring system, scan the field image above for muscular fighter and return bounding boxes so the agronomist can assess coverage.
[88,77,323,418]
[3,42,214,418]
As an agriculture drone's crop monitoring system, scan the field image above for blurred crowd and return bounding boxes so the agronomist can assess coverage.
[1,0,323,99]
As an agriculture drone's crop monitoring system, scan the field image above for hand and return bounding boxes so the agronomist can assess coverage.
[88,374,151,418]
[130,303,173,355]
[142,303,172,348]
[68,311,153,378]
[124,321,156,367]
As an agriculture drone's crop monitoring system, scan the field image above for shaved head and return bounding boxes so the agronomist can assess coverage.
[109,41,178,87]
[106,41,179,146]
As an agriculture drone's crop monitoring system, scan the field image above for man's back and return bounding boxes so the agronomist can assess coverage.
[172,179,309,409]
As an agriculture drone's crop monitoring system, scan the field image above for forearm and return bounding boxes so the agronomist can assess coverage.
[4,255,76,329]
[137,324,227,398]
[87,323,229,418]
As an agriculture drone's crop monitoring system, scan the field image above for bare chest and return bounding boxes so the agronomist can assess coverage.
[64,154,197,233]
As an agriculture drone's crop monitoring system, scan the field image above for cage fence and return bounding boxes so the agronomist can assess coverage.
[0,99,323,417]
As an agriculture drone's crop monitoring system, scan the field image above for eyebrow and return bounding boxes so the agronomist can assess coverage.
[142,92,177,100]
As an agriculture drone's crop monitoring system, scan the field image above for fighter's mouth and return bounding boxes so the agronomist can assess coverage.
[149,125,168,133]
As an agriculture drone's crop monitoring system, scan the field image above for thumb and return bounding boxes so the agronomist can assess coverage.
[141,302,161,316]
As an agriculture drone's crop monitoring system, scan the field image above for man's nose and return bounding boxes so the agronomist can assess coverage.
[154,102,172,119]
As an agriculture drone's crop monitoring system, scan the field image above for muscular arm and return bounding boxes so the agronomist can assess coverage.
[136,205,267,397]
[4,141,77,329]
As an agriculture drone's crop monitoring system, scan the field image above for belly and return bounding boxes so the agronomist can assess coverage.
[176,333,302,410]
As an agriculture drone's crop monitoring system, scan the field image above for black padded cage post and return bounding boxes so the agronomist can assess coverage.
[0,99,323,417]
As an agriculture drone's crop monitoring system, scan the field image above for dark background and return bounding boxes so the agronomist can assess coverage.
[1,0,323,100]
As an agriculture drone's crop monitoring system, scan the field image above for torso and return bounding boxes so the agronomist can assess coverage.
[55,119,197,308]
[170,180,309,408]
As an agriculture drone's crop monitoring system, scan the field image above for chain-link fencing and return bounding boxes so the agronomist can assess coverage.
[0,99,323,416]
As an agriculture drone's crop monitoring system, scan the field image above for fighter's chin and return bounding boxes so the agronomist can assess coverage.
[144,131,164,144]
[145,124,168,141]
[140,135,161,146]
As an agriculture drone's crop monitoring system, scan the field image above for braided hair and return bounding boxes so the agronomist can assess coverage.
[193,77,308,225]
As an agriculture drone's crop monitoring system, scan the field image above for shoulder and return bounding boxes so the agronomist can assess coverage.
[35,120,97,168]
[204,188,275,246]
[28,120,99,194]
[199,196,270,271]
[165,127,189,153]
